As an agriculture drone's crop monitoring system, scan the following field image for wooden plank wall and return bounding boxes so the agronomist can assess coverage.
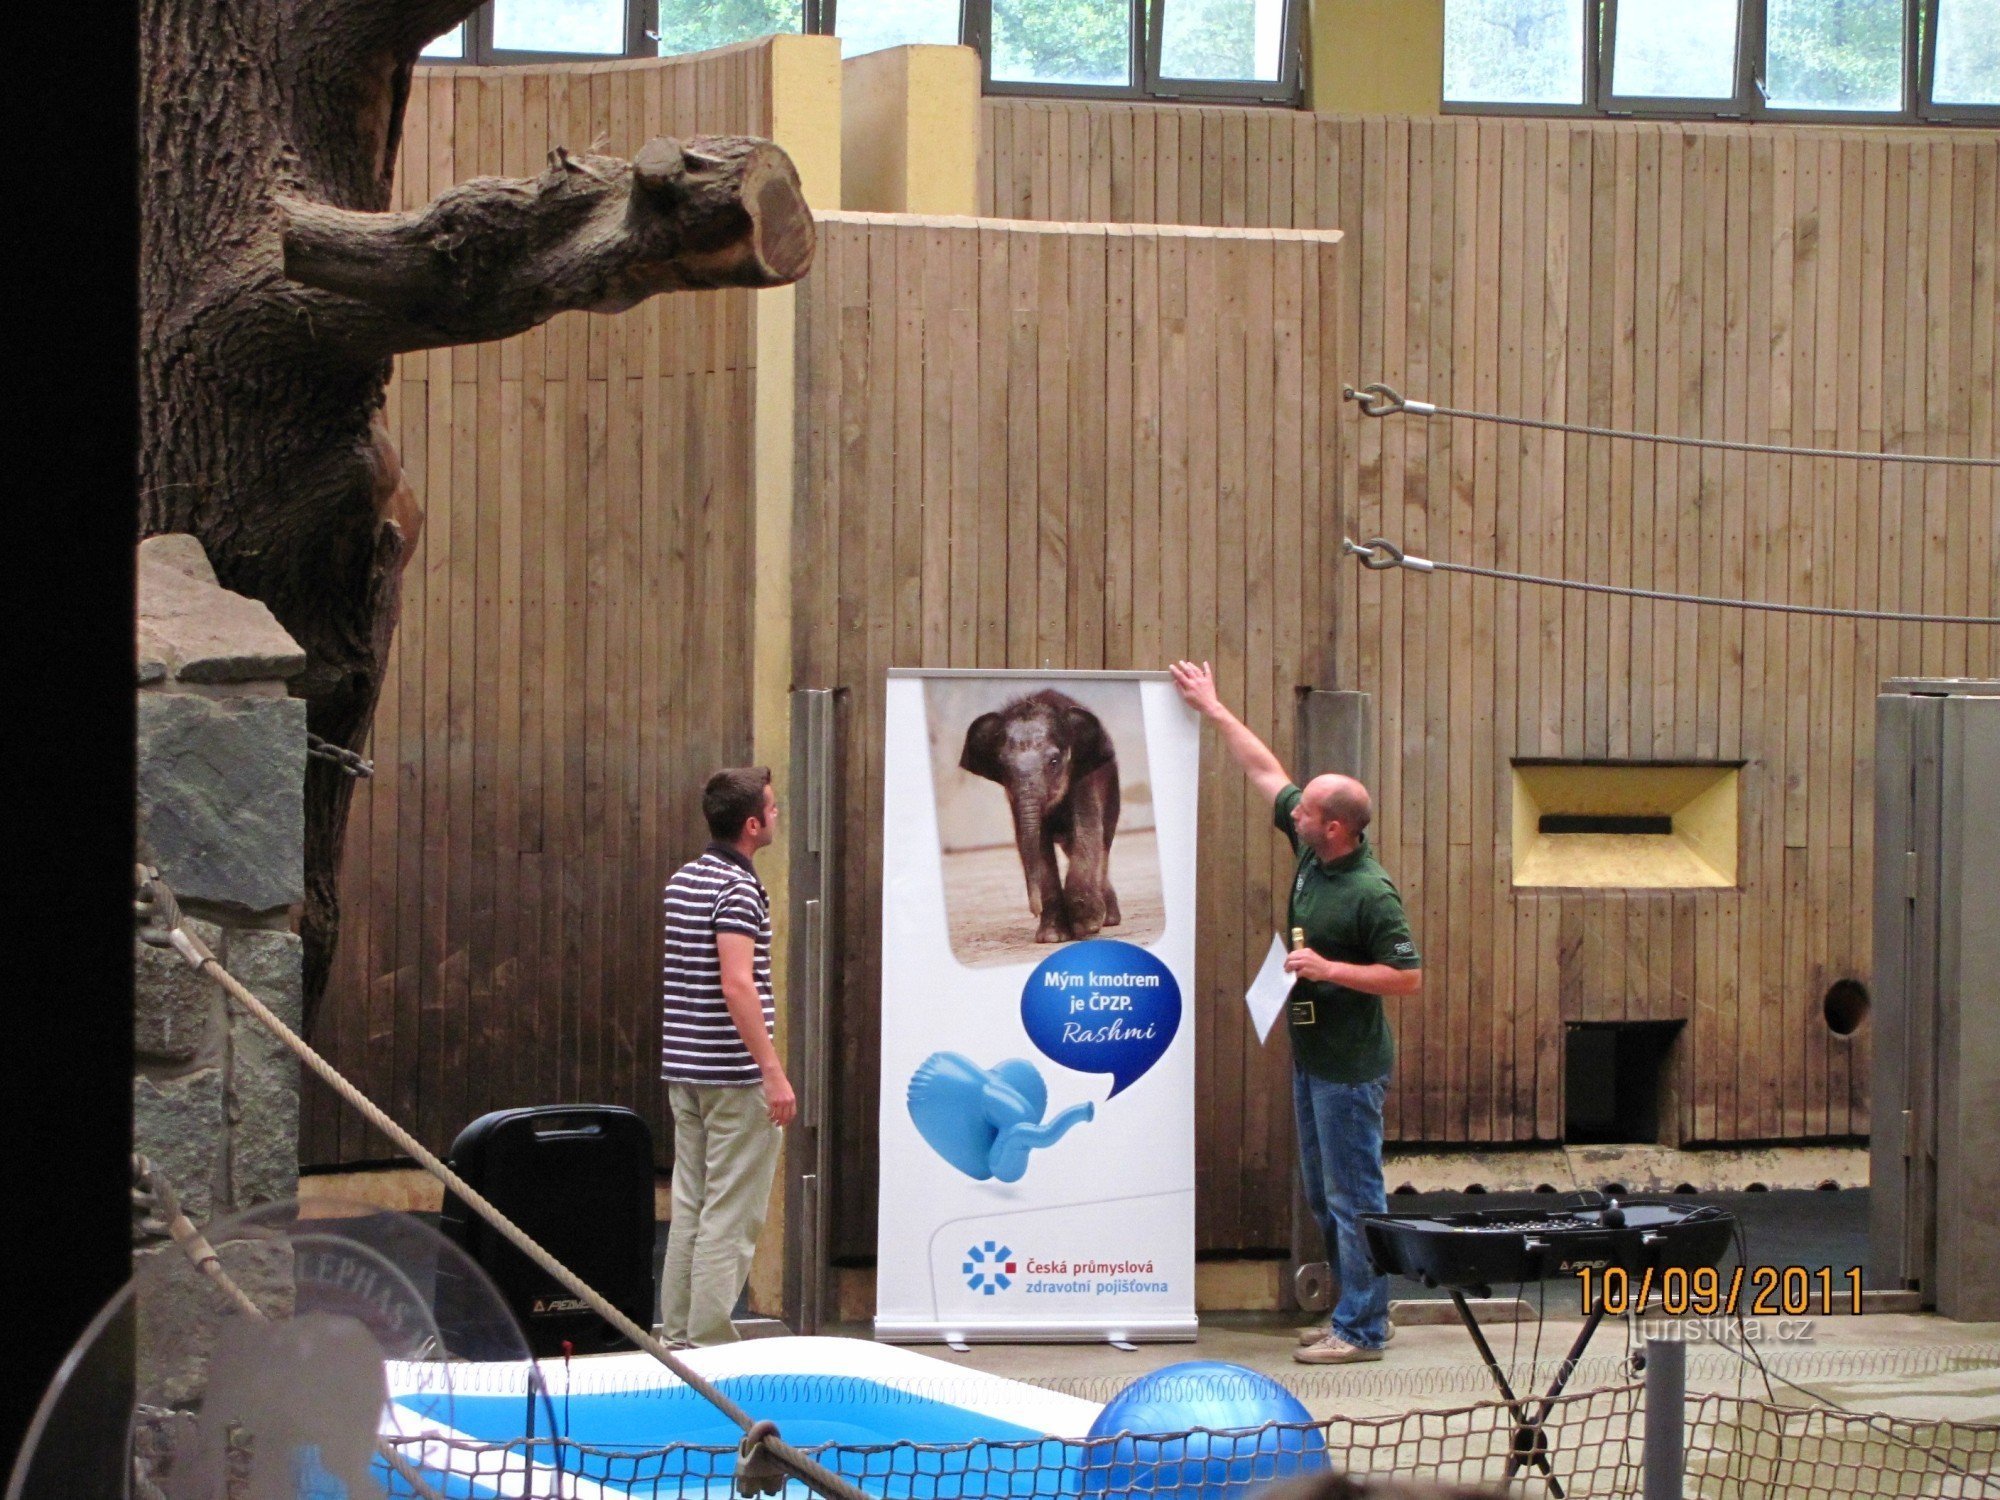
[980,101,1998,1150]
[795,213,1346,1257]
[305,45,781,1166]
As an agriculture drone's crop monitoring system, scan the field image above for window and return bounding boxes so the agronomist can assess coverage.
[1444,0,1996,122]
[1924,0,2000,117]
[1606,0,1743,105]
[1762,0,1906,112]
[1150,0,1299,100]
[421,24,467,58]
[834,0,963,58]
[417,1,646,62]
[494,0,631,54]
[422,0,1308,105]
[654,0,803,58]
[1443,0,1589,107]
[986,0,1137,87]
[972,0,1307,100]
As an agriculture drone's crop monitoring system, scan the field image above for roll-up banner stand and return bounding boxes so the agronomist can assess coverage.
[874,669,1199,1343]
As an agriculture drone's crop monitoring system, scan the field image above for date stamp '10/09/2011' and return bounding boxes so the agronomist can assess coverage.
[1574,1263,1864,1319]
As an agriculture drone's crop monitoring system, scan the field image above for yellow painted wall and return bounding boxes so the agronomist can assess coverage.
[1308,0,1444,114]
[1511,765,1741,889]
[764,32,844,210]
[841,45,982,215]
[747,31,843,1317]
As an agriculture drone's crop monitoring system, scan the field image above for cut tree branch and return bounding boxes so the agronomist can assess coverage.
[275,135,815,357]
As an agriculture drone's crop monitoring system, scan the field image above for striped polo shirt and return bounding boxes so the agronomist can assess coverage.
[659,844,773,1087]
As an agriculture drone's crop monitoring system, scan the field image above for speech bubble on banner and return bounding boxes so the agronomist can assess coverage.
[1021,939,1181,1098]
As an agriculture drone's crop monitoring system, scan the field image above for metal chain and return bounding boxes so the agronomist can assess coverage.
[1346,383,2000,469]
[130,863,868,1500]
[1342,538,2000,626]
[306,732,374,778]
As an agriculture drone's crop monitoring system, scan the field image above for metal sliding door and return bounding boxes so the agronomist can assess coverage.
[1869,679,2000,1321]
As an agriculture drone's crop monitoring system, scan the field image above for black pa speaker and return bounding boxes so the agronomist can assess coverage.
[435,1105,656,1357]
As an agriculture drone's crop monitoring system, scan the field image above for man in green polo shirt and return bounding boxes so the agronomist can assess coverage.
[1170,660,1423,1364]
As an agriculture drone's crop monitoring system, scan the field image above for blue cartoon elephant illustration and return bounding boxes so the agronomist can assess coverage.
[907,1053,1094,1183]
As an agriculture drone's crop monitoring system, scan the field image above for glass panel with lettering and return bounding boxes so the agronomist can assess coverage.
[991,0,1133,86]
[1763,0,1904,111]
[655,0,803,58]
[1611,0,1741,99]
[1933,0,2000,106]
[1443,0,1588,105]
[1158,0,1288,82]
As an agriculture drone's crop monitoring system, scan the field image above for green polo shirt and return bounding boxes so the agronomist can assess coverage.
[1275,784,1421,1083]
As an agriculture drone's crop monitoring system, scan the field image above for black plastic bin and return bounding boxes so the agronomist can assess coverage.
[434,1104,656,1358]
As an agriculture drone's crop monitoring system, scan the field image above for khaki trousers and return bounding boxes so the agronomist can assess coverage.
[658,1082,781,1346]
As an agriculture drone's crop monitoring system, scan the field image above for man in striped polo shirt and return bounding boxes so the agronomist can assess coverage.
[657,766,797,1346]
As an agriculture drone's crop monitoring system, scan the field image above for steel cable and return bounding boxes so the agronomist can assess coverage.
[1346,383,2000,468]
[1342,537,2000,626]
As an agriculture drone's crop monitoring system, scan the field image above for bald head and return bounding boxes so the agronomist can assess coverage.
[1303,773,1372,843]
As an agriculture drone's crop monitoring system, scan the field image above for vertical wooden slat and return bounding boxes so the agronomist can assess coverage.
[335,89,1990,1216]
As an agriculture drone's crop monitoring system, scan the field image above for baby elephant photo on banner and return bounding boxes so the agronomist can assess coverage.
[923,678,1167,968]
[961,690,1122,943]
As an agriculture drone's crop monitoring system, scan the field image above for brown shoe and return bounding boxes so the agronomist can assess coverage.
[1293,1334,1384,1365]
[1296,1320,1394,1346]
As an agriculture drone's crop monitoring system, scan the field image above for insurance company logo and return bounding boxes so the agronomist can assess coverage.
[963,1240,1017,1295]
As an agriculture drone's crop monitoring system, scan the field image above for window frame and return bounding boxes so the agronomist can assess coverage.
[423,0,664,66]
[1916,0,2000,123]
[1743,0,1919,124]
[425,0,1309,108]
[962,0,1147,101]
[1142,0,1309,106]
[1440,0,1604,118]
[1441,0,1994,125]
[1595,0,1755,118]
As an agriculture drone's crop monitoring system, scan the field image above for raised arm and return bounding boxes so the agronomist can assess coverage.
[1169,661,1291,804]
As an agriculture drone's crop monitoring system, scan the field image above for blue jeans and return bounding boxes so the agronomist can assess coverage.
[1292,1065,1391,1349]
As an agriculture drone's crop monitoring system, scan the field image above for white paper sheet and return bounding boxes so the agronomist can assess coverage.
[1244,932,1291,1043]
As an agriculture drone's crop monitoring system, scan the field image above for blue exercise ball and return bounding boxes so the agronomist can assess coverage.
[1081,1361,1327,1500]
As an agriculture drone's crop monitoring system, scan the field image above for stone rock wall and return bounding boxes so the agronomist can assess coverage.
[133,535,308,1402]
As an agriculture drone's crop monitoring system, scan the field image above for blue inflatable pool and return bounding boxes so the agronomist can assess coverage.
[383,1336,1106,1499]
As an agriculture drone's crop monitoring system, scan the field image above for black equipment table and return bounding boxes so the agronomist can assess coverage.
[1361,1199,1737,1497]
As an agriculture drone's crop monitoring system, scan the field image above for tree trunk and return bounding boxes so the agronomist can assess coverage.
[138,0,813,1034]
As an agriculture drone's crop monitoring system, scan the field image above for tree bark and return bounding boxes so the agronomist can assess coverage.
[138,0,814,1035]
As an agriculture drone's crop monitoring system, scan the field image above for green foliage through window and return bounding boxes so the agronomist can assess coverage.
[654,0,801,58]
[1444,0,1990,117]
[431,0,1307,101]
[1764,0,1904,110]
[990,0,1132,85]
[1611,0,1740,99]
[1933,0,2000,104]
[1444,0,1587,105]
[1159,0,1281,82]
[837,0,962,58]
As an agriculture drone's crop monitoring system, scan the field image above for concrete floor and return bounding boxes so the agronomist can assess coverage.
[823,1307,2000,1425]
[315,1173,2000,1430]
[671,1186,2000,1423]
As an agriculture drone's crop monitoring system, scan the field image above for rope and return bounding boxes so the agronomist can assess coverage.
[132,1153,266,1323]
[133,864,867,1500]
[1341,537,2000,626]
[1345,383,2000,468]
